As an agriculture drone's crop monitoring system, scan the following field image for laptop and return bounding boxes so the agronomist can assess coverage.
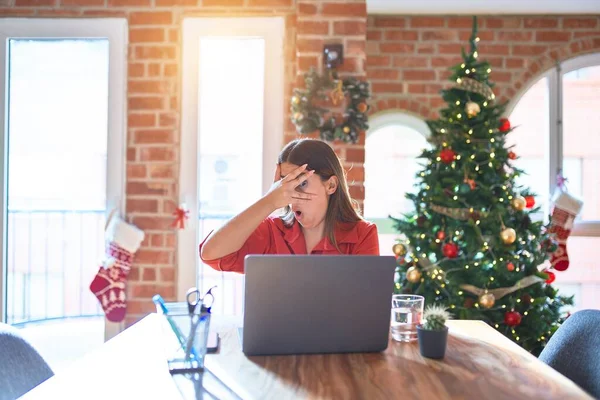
[240,255,396,356]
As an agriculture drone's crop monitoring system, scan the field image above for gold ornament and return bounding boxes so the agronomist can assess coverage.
[343,126,351,134]
[293,112,302,121]
[479,292,495,309]
[357,102,368,113]
[392,243,407,256]
[291,96,300,105]
[500,227,517,245]
[465,101,481,117]
[512,195,526,211]
[406,266,422,283]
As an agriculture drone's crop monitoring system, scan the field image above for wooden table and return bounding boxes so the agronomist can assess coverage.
[23,314,592,400]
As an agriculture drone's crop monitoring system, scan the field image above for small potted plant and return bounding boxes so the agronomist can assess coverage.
[417,304,451,359]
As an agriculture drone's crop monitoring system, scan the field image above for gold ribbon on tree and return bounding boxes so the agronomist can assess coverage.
[431,204,488,221]
[459,275,545,301]
[455,77,495,101]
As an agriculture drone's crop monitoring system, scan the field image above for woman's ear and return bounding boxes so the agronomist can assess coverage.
[325,176,338,195]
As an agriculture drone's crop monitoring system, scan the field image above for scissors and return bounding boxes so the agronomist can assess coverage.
[184,286,216,361]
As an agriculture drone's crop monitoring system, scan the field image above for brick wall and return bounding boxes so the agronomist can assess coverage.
[367,16,600,119]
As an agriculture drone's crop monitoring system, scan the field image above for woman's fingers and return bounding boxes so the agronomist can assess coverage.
[283,164,308,182]
[291,191,317,200]
[293,170,314,186]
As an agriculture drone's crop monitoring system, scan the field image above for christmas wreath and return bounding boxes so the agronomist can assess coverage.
[290,68,370,144]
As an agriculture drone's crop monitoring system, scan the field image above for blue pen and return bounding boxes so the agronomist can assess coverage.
[152,294,199,360]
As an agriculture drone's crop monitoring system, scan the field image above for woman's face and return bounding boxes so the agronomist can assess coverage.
[279,162,333,229]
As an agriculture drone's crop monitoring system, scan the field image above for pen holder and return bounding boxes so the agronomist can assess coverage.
[156,301,211,374]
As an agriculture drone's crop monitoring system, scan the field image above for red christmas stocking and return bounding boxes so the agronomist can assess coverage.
[548,190,583,271]
[89,214,144,323]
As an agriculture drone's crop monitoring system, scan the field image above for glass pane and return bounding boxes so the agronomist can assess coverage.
[563,65,600,221]
[507,77,550,218]
[6,39,108,324]
[365,124,429,256]
[197,37,265,315]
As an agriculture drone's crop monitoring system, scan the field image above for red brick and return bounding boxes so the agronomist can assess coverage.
[297,55,318,72]
[248,0,292,6]
[297,21,329,35]
[524,18,558,28]
[574,31,600,38]
[133,216,175,231]
[148,63,161,77]
[127,164,147,179]
[15,0,53,5]
[486,57,504,68]
[129,267,140,281]
[127,182,168,196]
[448,16,474,28]
[140,147,176,162]
[346,166,364,182]
[367,69,399,80]
[298,3,317,15]
[322,3,366,17]
[132,283,174,298]
[491,71,512,83]
[416,43,436,54]
[168,29,179,43]
[60,0,102,5]
[127,198,159,213]
[563,18,598,29]
[438,44,463,54]
[384,30,418,41]
[82,9,126,17]
[130,11,173,25]
[373,17,405,28]
[337,57,363,74]
[127,300,155,314]
[333,21,366,36]
[142,268,157,281]
[393,57,429,68]
[129,80,165,94]
[512,45,548,56]
[496,31,533,41]
[367,30,381,41]
[407,83,443,95]
[410,17,445,28]
[403,69,436,81]
[159,267,176,282]
[129,113,156,127]
[0,8,35,15]
[134,45,176,60]
[164,64,178,77]
[127,148,137,162]
[431,56,463,67]
[156,0,195,5]
[345,148,365,163]
[159,112,177,127]
[366,55,391,67]
[129,96,163,110]
[130,28,164,43]
[422,30,458,41]
[165,233,176,249]
[458,31,494,41]
[536,31,571,42]
[379,43,415,53]
[134,129,173,144]
[347,40,365,56]
[478,44,510,55]
[506,58,525,68]
[349,184,364,200]
[371,82,403,93]
[108,0,149,6]
[129,63,145,78]
[149,234,163,247]
[149,164,175,179]
[296,38,324,53]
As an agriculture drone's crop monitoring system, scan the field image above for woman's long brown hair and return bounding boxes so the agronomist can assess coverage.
[277,138,362,251]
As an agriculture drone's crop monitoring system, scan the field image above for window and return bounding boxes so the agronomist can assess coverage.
[508,53,600,310]
[365,113,431,256]
[179,17,284,315]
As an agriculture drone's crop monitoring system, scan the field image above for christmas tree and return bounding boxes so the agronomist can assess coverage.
[392,17,573,356]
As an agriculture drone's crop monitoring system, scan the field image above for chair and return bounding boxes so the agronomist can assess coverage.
[0,323,54,400]
[539,309,600,399]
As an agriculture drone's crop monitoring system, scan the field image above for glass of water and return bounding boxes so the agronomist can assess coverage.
[391,294,424,342]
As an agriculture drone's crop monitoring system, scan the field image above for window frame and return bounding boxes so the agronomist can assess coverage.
[178,17,284,301]
[0,18,128,331]
[507,53,600,237]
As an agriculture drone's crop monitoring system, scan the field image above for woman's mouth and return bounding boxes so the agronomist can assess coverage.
[294,210,303,218]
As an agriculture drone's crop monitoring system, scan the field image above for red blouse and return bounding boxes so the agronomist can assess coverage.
[199,217,380,274]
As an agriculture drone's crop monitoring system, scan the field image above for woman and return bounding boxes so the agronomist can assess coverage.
[199,138,380,273]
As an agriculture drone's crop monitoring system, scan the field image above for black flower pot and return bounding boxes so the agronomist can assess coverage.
[417,325,448,359]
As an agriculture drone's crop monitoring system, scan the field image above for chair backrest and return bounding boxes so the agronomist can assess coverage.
[539,309,600,399]
[0,323,54,400]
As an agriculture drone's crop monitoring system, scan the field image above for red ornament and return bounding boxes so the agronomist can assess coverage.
[442,242,459,258]
[499,118,511,132]
[525,196,535,208]
[545,270,556,284]
[521,293,532,304]
[504,311,522,327]
[172,205,190,229]
[464,298,475,309]
[436,231,446,240]
[508,151,517,160]
[506,262,515,272]
[439,148,456,164]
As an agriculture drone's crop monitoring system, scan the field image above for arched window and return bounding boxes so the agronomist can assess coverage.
[364,112,431,256]
[508,52,600,311]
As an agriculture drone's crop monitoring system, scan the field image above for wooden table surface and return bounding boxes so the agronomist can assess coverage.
[22,314,592,400]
